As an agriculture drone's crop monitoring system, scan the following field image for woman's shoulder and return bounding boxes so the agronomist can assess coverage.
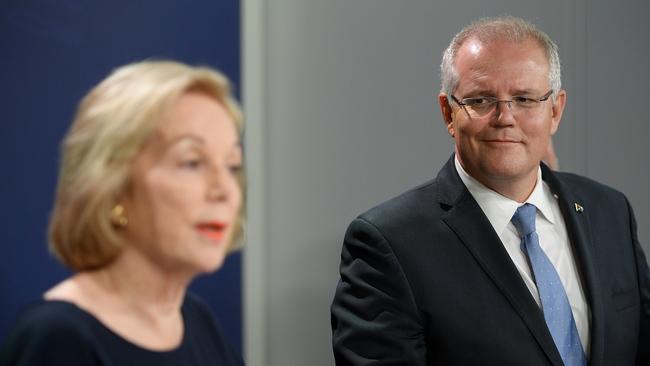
[6,300,95,340]
[181,292,245,365]
[181,292,225,339]
[0,300,100,365]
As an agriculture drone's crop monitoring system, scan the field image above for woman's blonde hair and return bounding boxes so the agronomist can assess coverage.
[48,60,244,271]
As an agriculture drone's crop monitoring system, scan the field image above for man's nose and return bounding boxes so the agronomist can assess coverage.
[497,100,514,110]
[493,100,516,125]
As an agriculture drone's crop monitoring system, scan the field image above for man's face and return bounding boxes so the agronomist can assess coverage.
[439,38,566,196]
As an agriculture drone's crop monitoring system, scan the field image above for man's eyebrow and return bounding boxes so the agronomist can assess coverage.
[461,89,494,97]
[511,88,540,96]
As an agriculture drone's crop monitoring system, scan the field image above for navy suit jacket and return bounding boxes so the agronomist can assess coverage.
[331,156,650,365]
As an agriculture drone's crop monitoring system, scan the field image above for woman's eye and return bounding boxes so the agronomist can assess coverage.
[229,164,243,174]
[179,159,203,169]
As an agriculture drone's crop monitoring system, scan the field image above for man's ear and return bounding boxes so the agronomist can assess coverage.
[550,89,566,135]
[438,93,455,137]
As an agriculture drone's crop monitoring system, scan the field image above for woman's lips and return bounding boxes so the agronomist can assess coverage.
[196,221,228,242]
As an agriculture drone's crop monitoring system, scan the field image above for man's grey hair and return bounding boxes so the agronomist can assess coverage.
[440,16,561,100]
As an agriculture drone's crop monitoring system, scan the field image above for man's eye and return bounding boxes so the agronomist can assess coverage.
[513,96,536,106]
[464,97,491,106]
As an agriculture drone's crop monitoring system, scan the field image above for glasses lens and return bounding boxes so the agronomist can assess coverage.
[462,96,549,118]
[464,99,497,117]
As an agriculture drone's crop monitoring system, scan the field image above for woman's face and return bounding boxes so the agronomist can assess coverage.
[123,91,242,276]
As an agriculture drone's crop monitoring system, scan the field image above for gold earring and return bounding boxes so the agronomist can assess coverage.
[111,204,128,227]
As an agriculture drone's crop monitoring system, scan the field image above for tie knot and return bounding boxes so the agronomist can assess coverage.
[512,203,537,236]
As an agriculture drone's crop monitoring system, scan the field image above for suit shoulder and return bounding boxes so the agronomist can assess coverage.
[356,178,442,230]
[554,171,627,202]
[555,171,615,191]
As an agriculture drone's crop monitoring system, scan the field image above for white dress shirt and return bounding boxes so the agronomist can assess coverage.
[454,157,591,354]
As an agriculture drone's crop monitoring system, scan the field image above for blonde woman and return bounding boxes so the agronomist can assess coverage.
[0,61,245,365]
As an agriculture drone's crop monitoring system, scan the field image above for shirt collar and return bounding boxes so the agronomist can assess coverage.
[454,155,557,237]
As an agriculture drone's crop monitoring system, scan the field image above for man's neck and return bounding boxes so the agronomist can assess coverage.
[457,158,538,203]
[479,174,537,203]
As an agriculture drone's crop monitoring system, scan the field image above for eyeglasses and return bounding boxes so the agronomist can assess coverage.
[450,90,553,118]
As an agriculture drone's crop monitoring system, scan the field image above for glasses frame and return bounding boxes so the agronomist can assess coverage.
[450,90,553,117]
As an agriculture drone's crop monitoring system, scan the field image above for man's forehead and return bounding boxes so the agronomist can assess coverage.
[456,37,547,67]
[453,37,550,92]
[460,36,541,53]
[464,39,484,57]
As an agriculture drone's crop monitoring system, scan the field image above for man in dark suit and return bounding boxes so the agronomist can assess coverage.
[331,16,650,365]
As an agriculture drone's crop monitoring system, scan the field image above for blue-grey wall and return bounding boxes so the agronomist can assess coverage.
[0,0,242,353]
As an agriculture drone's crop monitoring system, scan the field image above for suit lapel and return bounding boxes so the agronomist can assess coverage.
[437,157,564,366]
[542,165,605,366]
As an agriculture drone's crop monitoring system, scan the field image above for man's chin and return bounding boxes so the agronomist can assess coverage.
[478,160,537,181]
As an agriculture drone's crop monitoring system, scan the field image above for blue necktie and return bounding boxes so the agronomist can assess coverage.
[511,203,586,366]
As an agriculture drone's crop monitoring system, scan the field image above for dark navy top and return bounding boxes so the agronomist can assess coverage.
[0,292,244,366]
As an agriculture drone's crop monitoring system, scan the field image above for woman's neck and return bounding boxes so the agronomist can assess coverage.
[45,246,192,351]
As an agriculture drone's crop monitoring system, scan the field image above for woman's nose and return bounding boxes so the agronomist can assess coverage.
[206,167,230,201]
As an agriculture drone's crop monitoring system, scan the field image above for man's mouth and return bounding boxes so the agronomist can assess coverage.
[482,139,521,145]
